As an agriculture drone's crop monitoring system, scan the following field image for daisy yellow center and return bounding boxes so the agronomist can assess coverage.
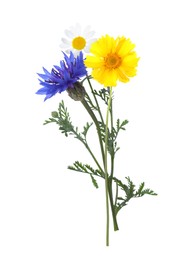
[104,53,121,69]
[72,36,86,50]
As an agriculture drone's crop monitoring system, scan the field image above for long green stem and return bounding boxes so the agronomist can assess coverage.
[109,94,114,177]
[87,77,105,126]
[89,84,118,230]
[104,87,113,246]
[82,83,119,241]
[81,98,105,167]
[108,90,119,230]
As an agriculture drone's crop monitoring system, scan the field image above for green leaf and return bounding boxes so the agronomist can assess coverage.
[135,182,157,197]
[113,176,157,215]
[44,100,87,143]
[93,88,110,105]
[90,174,99,189]
[120,119,129,130]
[136,182,145,195]
[125,177,135,199]
[68,161,105,188]
[82,122,93,137]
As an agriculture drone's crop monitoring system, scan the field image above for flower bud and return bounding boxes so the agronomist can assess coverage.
[51,111,58,118]
[67,82,86,101]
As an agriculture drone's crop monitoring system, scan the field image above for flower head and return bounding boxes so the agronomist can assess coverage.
[36,51,87,101]
[60,23,96,56]
[84,35,139,87]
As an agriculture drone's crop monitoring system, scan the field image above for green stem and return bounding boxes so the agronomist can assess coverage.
[109,93,114,177]
[108,88,119,231]
[81,98,105,169]
[104,87,113,246]
[108,179,119,230]
[87,77,105,126]
[82,83,119,240]
[86,81,117,232]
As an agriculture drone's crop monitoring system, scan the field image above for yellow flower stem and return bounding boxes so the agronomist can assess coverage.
[104,87,113,246]
[108,93,119,231]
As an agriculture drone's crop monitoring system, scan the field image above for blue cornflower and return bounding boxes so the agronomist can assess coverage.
[36,51,87,101]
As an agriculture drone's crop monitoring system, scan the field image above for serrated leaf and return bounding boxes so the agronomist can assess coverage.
[140,189,157,196]
[137,182,145,195]
[82,122,93,137]
[90,174,99,188]
[134,182,157,197]
[68,161,103,177]
[120,120,129,129]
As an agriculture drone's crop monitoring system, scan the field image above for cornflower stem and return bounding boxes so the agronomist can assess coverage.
[81,98,105,168]
[104,87,113,246]
[87,77,105,126]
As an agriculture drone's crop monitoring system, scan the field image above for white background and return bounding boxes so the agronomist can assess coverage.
[0,0,193,259]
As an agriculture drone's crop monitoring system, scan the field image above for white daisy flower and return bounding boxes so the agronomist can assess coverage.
[60,23,96,56]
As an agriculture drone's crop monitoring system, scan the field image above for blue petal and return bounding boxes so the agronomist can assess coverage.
[36,51,87,101]
[37,73,51,80]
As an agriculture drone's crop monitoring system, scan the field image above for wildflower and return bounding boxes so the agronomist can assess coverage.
[60,23,96,56]
[84,35,139,87]
[36,51,87,101]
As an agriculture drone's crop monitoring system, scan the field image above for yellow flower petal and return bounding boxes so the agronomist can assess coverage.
[122,52,139,66]
[84,56,103,68]
[116,68,130,83]
[92,67,106,84]
[103,69,118,87]
[90,41,105,57]
[117,39,135,57]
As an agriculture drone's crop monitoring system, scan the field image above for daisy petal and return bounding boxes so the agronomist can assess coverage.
[83,29,95,38]
[60,42,70,49]
[64,29,74,39]
[82,25,91,35]
[61,38,70,45]
[73,23,81,35]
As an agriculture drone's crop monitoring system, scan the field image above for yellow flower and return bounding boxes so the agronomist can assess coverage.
[84,35,139,87]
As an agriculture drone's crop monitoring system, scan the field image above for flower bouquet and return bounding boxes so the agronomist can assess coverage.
[36,24,157,246]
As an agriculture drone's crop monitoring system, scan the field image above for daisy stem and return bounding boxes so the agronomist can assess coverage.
[104,87,113,246]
